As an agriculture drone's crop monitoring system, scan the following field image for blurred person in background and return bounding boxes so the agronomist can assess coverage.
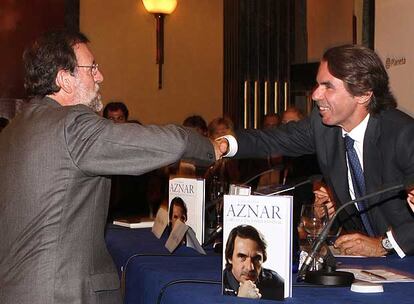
[262,113,280,129]
[103,101,128,123]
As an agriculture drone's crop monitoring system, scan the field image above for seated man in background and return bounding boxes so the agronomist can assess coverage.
[262,113,280,129]
[280,106,320,185]
[102,102,150,221]
[103,100,128,123]
[174,114,209,177]
[223,225,284,300]
[281,106,304,124]
[183,114,208,137]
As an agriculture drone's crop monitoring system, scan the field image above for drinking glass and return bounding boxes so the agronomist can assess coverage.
[299,203,328,270]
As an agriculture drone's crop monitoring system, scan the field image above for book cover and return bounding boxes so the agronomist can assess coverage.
[168,177,205,243]
[113,216,154,229]
[222,194,293,300]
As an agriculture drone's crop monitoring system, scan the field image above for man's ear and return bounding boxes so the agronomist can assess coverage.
[55,69,74,94]
[356,91,373,105]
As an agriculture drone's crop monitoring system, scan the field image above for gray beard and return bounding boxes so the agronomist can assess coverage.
[85,94,103,113]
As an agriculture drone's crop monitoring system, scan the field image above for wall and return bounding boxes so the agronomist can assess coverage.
[0,0,67,99]
[307,0,353,62]
[376,0,414,116]
[80,0,223,125]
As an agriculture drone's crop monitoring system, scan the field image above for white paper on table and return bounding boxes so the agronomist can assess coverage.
[338,267,414,283]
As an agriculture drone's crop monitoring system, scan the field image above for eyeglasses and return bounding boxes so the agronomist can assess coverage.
[77,63,99,76]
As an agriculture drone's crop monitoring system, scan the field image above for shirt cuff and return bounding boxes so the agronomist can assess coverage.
[217,135,238,157]
[386,230,406,258]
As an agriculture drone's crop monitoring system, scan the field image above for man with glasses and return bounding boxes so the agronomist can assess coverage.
[0,30,224,304]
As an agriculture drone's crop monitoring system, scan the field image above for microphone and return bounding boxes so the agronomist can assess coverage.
[254,174,323,196]
[202,226,223,247]
[297,177,412,282]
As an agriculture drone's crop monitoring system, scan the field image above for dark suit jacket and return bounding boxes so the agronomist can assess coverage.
[235,108,414,255]
[0,97,215,304]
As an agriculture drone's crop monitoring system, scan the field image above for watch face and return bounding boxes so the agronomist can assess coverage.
[382,237,393,250]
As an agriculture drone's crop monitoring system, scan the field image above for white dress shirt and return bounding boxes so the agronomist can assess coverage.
[343,114,404,257]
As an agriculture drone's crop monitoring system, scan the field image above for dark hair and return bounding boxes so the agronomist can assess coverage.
[262,113,281,128]
[183,115,208,135]
[208,117,234,138]
[23,29,89,97]
[225,225,267,268]
[322,44,397,114]
[281,107,304,122]
[168,197,188,221]
[103,102,129,120]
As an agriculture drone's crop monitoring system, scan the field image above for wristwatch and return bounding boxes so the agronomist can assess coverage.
[381,236,394,252]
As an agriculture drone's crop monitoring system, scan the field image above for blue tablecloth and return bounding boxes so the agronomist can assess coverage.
[105,225,414,304]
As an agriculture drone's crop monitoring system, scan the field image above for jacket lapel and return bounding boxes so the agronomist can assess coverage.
[363,115,382,194]
[363,115,384,235]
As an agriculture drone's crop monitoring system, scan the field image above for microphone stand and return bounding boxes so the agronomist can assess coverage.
[297,182,405,285]
[253,174,323,196]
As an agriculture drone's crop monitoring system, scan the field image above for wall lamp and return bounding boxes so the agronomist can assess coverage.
[142,0,177,89]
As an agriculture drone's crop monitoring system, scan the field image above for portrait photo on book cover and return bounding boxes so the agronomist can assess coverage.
[222,225,284,300]
[168,196,188,230]
[168,177,205,243]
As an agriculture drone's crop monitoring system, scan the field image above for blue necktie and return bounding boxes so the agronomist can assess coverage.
[343,135,375,236]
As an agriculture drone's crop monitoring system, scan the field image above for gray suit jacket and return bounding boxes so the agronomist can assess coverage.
[0,97,215,304]
[236,107,414,254]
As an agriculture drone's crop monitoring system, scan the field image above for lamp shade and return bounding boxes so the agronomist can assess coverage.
[142,0,177,14]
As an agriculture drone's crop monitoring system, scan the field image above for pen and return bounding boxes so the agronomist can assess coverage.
[361,270,387,281]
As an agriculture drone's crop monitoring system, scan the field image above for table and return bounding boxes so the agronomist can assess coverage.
[105,225,414,303]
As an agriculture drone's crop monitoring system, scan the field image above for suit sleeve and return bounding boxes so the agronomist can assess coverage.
[235,109,318,159]
[390,119,414,254]
[64,106,215,176]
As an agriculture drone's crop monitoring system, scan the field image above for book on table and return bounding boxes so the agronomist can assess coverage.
[168,176,205,244]
[113,216,154,229]
[222,194,293,300]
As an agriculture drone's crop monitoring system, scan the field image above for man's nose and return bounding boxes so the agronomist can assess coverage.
[94,69,104,83]
[312,85,322,101]
[244,258,254,271]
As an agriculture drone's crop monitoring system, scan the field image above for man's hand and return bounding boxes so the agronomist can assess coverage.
[237,280,261,299]
[314,185,336,219]
[407,188,414,212]
[211,137,229,160]
[334,233,387,257]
